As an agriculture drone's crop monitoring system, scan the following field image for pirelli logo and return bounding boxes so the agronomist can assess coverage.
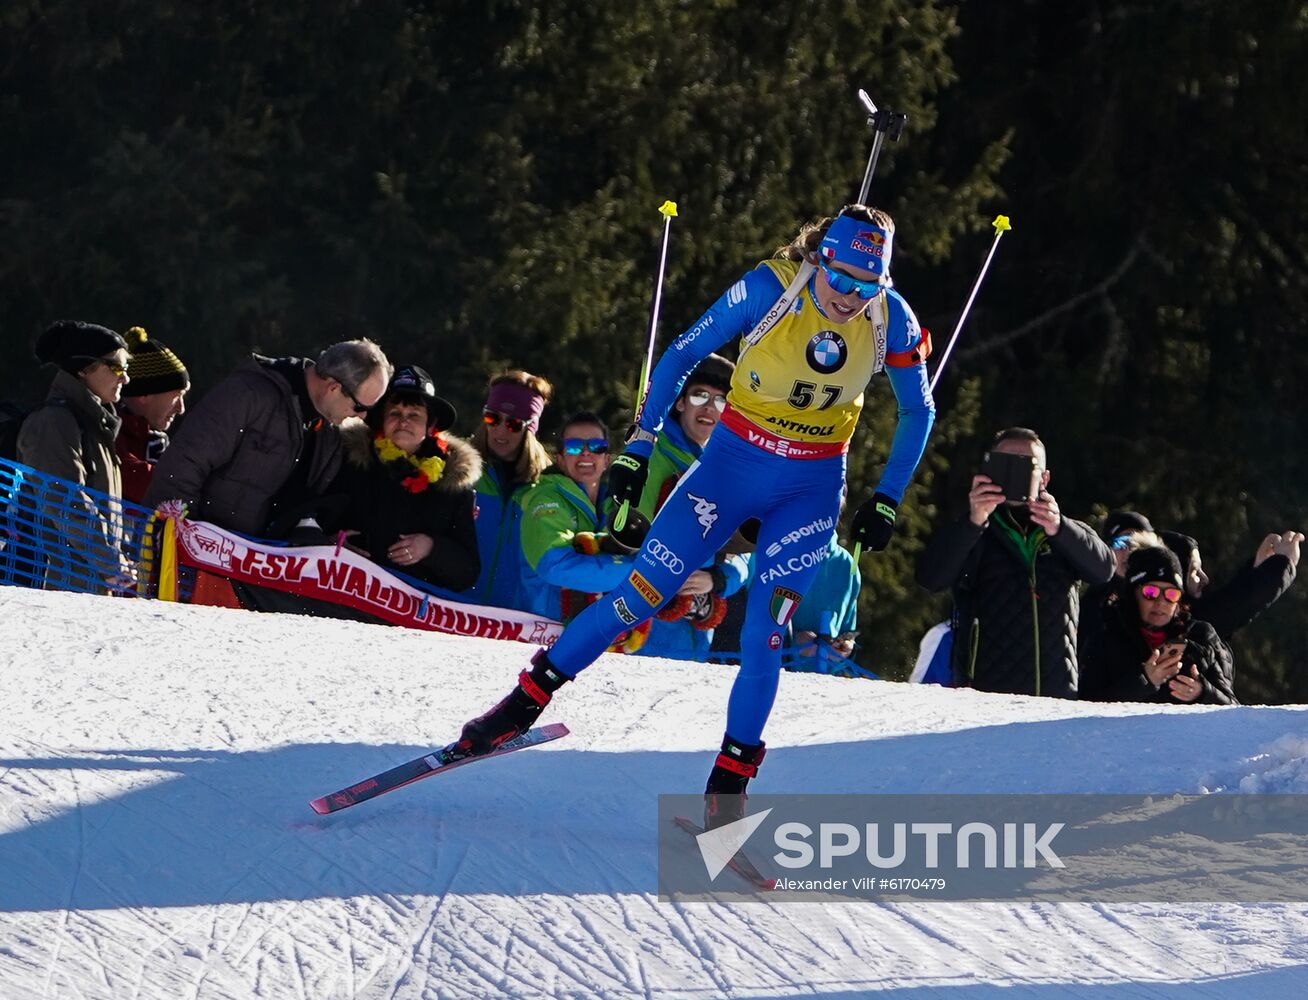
[630,571,663,607]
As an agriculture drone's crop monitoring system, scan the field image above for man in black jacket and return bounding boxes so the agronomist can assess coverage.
[146,340,391,536]
[916,428,1115,698]
[1161,529,1301,643]
[145,339,391,616]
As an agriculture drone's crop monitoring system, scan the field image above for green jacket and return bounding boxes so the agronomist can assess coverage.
[636,420,700,521]
[518,471,632,618]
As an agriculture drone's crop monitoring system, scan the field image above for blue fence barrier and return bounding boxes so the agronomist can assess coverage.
[0,456,159,596]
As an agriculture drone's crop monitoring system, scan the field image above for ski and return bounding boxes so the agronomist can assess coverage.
[673,815,777,891]
[310,723,569,815]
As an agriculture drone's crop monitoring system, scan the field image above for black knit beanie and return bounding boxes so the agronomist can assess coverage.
[1102,510,1154,540]
[1159,529,1199,573]
[1126,546,1184,590]
[35,320,127,375]
[120,326,190,397]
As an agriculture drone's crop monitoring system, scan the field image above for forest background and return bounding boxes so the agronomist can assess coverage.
[3,2,1305,702]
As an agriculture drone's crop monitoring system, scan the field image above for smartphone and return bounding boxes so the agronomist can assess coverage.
[980,450,1039,503]
[1162,641,1186,659]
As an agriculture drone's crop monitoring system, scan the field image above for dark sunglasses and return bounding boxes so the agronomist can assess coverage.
[819,260,884,300]
[336,379,370,413]
[484,409,526,432]
[685,388,727,411]
[75,355,128,377]
[1140,583,1183,603]
[561,437,609,456]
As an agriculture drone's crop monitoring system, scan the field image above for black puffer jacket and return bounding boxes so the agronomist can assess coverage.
[916,508,1115,698]
[144,356,346,535]
[1162,531,1297,641]
[1079,592,1238,705]
[330,424,482,592]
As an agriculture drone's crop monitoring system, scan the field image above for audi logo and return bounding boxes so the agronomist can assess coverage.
[647,539,685,575]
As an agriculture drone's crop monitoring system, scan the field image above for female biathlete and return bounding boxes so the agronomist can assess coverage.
[457,205,936,826]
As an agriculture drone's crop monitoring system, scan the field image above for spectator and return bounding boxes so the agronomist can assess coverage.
[636,354,750,658]
[786,487,861,672]
[638,354,733,511]
[518,412,636,628]
[1078,510,1165,653]
[17,321,133,592]
[332,365,481,591]
[144,339,390,537]
[1101,510,1159,577]
[114,326,190,505]
[1080,546,1237,705]
[1161,529,1301,642]
[916,427,1114,698]
[787,533,862,670]
[469,370,553,610]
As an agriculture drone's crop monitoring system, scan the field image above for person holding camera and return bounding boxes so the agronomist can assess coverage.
[915,427,1114,698]
[1079,546,1237,705]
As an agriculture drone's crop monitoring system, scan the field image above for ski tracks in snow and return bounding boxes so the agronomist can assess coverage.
[5,590,1308,998]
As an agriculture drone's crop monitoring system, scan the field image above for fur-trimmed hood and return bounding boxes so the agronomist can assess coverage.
[339,422,482,493]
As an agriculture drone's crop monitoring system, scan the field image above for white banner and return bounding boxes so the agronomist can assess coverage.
[169,515,561,645]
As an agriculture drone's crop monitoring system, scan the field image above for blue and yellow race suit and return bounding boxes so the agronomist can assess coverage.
[547,258,935,743]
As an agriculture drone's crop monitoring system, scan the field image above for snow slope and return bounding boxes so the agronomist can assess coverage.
[2,587,1307,999]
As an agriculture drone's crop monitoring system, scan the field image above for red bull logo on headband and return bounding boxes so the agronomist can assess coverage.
[819,213,893,277]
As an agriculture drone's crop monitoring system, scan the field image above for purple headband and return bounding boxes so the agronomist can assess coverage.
[819,213,893,277]
[485,381,546,432]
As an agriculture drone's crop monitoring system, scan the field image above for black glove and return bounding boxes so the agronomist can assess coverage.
[607,451,650,510]
[605,507,651,553]
[851,492,899,553]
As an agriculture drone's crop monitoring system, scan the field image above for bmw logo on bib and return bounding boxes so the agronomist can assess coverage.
[807,331,847,374]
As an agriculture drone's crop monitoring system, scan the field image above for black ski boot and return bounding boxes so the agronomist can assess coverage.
[456,650,570,756]
[703,734,766,830]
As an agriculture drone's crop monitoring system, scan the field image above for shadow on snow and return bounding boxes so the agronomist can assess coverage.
[1,706,1304,913]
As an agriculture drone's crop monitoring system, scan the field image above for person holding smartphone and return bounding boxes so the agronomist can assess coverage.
[1080,546,1237,705]
[915,427,1115,698]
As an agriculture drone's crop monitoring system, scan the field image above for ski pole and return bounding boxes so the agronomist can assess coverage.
[856,89,908,204]
[614,199,678,533]
[928,215,1012,393]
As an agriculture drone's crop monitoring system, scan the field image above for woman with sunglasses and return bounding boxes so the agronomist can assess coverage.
[457,204,935,827]
[18,320,134,592]
[1080,546,1236,704]
[468,370,554,610]
[517,412,645,636]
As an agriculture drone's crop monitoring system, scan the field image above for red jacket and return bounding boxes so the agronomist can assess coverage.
[114,408,158,506]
